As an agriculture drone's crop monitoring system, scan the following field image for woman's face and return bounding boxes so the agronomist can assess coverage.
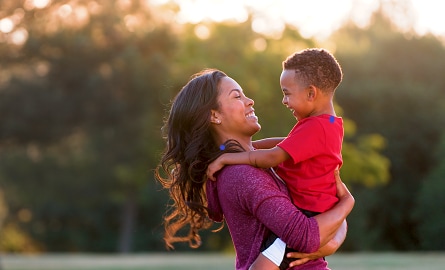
[212,76,261,142]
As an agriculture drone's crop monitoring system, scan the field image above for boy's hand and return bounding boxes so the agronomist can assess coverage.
[206,156,225,181]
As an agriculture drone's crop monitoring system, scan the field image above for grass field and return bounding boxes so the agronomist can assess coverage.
[1,252,445,270]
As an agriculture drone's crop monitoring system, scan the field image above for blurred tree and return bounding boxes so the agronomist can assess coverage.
[172,20,318,140]
[413,132,445,250]
[332,10,445,250]
[0,189,6,233]
[0,0,176,252]
[166,19,390,251]
[0,0,392,253]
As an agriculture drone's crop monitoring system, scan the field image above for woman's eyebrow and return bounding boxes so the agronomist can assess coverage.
[229,89,241,95]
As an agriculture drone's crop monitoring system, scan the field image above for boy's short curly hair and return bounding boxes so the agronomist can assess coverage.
[283,48,343,93]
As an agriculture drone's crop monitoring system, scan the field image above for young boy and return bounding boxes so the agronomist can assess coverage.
[207,48,344,269]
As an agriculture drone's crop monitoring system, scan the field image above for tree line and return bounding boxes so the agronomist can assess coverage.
[0,0,444,252]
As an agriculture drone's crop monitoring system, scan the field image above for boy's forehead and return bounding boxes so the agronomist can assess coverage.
[280,69,296,82]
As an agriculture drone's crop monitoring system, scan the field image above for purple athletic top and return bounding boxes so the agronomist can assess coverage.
[206,165,328,270]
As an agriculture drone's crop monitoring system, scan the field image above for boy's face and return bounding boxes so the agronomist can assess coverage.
[280,69,314,121]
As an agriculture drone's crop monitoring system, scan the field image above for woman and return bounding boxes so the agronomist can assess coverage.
[155,69,354,269]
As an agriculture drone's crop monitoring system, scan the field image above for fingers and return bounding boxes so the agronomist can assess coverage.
[286,253,309,267]
[288,258,309,267]
[334,170,354,208]
[207,164,220,181]
[334,168,340,181]
[335,169,347,198]
[286,251,304,259]
[206,168,216,181]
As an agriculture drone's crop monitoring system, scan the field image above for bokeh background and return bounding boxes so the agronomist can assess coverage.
[0,0,444,256]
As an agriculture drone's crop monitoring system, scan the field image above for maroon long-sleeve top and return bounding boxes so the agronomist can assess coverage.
[207,165,327,270]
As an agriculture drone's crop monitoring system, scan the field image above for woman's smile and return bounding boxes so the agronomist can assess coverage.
[246,110,257,120]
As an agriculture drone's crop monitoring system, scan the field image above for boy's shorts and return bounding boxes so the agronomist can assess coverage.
[260,209,320,270]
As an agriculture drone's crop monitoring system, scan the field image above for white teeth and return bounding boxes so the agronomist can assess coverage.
[246,112,256,118]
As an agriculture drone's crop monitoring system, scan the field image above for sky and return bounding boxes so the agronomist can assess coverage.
[152,0,445,40]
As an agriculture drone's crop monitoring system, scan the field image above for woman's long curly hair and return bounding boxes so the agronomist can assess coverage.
[155,69,244,249]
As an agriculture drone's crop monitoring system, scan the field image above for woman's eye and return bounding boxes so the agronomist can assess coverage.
[235,95,241,99]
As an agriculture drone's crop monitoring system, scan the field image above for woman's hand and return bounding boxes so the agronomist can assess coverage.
[286,250,324,267]
[313,169,354,248]
[334,169,353,203]
[287,219,348,267]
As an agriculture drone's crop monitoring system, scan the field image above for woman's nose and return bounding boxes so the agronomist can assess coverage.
[246,97,254,106]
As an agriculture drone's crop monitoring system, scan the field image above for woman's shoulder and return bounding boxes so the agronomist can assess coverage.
[220,164,269,179]
[218,165,278,189]
[216,165,288,208]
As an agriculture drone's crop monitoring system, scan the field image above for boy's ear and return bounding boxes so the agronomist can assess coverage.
[307,85,317,101]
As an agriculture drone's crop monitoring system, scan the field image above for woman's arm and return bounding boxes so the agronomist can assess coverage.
[314,170,354,247]
[253,169,353,253]
[252,137,285,149]
[286,220,347,267]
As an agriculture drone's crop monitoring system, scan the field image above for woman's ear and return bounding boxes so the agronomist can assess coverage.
[210,110,221,124]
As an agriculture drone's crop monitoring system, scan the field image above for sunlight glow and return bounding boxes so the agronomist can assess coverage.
[10,28,28,46]
[124,15,141,32]
[174,0,248,24]
[348,0,380,28]
[58,4,73,18]
[23,0,51,11]
[194,24,210,40]
[11,9,26,24]
[150,0,170,4]
[252,17,283,39]
[54,4,91,30]
[252,38,267,52]
[33,0,51,9]
[157,0,445,39]
[73,6,90,28]
[117,0,133,11]
[87,1,102,15]
[411,0,445,36]
[35,61,50,77]
[0,18,14,33]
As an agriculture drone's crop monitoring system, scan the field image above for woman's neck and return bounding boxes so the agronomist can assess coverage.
[217,135,253,151]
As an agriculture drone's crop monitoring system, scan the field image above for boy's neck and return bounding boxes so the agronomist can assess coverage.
[310,100,336,117]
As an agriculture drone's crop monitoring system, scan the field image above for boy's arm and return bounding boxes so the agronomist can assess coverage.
[206,147,290,181]
[252,137,285,149]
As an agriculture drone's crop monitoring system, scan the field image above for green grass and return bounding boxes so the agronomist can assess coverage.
[1,252,445,270]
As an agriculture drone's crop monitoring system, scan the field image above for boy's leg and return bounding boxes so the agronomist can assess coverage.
[261,236,287,267]
[249,253,280,270]
[255,234,292,270]
[254,210,321,270]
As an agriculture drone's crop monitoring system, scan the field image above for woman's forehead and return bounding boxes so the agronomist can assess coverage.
[219,77,242,93]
